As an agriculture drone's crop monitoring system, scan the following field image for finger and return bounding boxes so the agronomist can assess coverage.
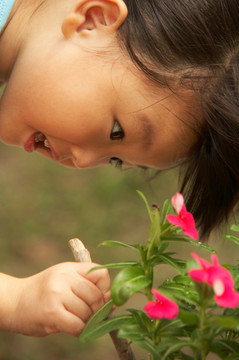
[104,290,111,302]
[46,309,86,337]
[63,294,92,323]
[71,277,105,313]
[78,263,111,294]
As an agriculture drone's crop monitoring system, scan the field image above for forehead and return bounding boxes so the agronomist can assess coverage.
[115,64,200,126]
[113,59,201,117]
[114,65,202,167]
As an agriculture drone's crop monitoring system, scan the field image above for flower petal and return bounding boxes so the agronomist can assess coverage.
[179,204,187,218]
[207,267,234,288]
[189,269,209,283]
[144,300,179,320]
[167,215,185,228]
[151,289,166,301]
[190,253,239,309]
[215,284,239,308]
[180,212,198,239]
[213,279,225,296]
[211,253,219,267]
[167,212,198,240]
[145,289,179,320]
[191,253,211,270]
[171,193,184,214]
[144,301,162,319]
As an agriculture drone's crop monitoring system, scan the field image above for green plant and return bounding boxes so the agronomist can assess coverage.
[79,192,239,360]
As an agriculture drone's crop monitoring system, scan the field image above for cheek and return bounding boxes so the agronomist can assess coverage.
[7,69,79,137]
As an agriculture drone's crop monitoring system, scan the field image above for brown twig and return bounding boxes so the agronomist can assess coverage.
[68,238,92,262]
[109,329,136,360]
[68,238,136,360]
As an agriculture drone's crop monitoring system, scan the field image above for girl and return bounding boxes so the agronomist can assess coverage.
[0,0,238,336]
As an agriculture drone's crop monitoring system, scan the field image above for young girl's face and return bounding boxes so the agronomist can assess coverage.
[0,22,200,170]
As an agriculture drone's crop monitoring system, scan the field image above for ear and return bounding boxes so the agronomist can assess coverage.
[62,0,128,39]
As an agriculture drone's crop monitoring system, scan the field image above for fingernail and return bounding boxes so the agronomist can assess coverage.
[104,290,111,302]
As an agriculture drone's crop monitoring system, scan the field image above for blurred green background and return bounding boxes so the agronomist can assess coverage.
[0,90,238,359]
[0,141,178,360]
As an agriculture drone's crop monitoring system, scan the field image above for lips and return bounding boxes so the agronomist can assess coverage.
[24,132,59,160]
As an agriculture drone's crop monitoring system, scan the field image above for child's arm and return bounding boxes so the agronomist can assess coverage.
[0,262,110,337]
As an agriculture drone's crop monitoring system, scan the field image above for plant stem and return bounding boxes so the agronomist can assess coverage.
[151,319,161,352]
[110,329,136,360]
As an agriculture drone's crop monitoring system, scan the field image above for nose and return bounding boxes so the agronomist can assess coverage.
[71,146,107,169]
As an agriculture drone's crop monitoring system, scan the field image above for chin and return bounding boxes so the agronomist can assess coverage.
[59,159,78,168]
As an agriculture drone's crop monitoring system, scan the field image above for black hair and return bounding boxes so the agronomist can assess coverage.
[118,0,239,238]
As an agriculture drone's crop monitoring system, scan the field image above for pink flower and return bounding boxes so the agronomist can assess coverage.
[144,289,179,320]
[166,193,198,239]
[189,252,239,308]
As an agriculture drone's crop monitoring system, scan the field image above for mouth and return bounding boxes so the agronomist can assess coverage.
[24,132,59,160]
[34,132,50,149]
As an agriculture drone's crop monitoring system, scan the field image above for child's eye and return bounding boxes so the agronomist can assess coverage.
[110,120,125,140]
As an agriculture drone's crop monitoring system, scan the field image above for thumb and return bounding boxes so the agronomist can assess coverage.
[78,263,111,295]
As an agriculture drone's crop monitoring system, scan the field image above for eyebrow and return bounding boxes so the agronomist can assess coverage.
[135,94,175,148]
[138,114,154,148]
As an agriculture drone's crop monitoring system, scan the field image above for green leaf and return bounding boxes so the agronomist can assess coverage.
[160,235,217,253]
[208,316,239,330]
[126,308,154,337]
[210,342,235,359]
[224,234,239,246]
[187,240,216,253]
[154,338,195,358]
[118,325,146,341]
[211,339,239,356]
[159,318,185,337]
[161,340,193,360]
[160,285,199,307]
[111,266,152,306]
[88,261,139,271]
[161,234,189,242]
[223,307,239,318]
[148,208,161,247]
[225,352,239,360]
[128,308,153,329]
[228,264,239,289]
[161,198,174,224]
[79,315,133,342]
[173,274,195,286]
[134,340,161,359]
[79,299,114,336]
[136,190,153,222]
[100,240,140,252]
[156,254,185,274]
[231,224,239,232]
[176,354,194,360]
[158,241,170,253]
[178,310,198,325]
[225,355,239,360]
[186,258,200,271]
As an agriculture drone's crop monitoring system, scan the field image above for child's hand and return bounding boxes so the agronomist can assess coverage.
[0,263,110,337]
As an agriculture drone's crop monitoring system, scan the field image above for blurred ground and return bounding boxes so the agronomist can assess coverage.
[0,138,237,359]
